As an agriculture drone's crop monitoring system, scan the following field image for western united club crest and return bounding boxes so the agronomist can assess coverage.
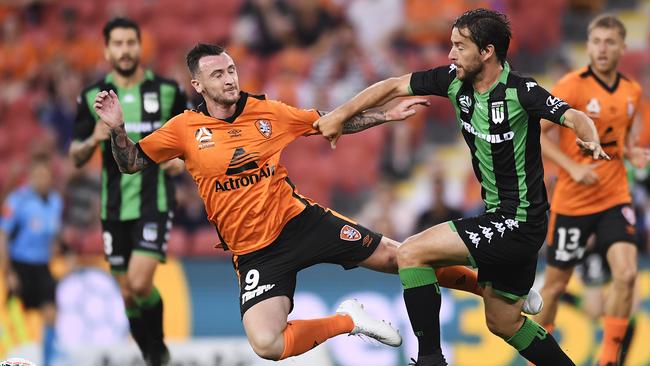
[340,225,361,241]
[143,92,159,114]
[255,119,272,139]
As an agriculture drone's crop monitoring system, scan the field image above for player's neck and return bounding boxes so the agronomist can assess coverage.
[111,67,145,89]
[205,98,237,119]
[472,62,503,94]
[590,65,618,88]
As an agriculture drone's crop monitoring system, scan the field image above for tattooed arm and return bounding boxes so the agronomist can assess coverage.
[320,98,430,137]
[93,90,151,174]
[341,110,390,134]
[109,125,150,174]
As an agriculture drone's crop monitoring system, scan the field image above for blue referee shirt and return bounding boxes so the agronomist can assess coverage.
[1,185,62,264]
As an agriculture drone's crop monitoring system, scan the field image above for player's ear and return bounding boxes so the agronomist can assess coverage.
[481,45,495,61]
[191,79,202,94]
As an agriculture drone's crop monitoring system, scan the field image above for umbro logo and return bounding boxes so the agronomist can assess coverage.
[228,128,242,138]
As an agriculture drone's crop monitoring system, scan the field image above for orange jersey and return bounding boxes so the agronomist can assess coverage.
[138,92,319,255]
[551,66,642,215]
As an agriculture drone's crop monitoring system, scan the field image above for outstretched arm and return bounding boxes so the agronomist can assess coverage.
[93,90,150,174]
[314,74,413,147]
[561,108,609,160]
[339,98,430,135]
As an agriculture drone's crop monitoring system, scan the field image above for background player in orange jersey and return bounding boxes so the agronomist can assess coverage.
[89,43,544,362]
[535,14,649,366]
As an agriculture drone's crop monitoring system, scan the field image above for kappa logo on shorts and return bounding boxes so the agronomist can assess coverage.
[465,230,481,248]
[340,225,362,241]
[478,225,494,243]
[504,219,519,231]
[255,119,272,139]
[490,221,506,238]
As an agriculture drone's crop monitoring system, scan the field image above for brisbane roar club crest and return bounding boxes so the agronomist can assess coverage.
[255,119,272,139]
[340,225,361,241]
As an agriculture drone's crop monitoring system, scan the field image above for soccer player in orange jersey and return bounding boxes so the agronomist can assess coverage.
[534,14,648,366]
[87,43,536,362]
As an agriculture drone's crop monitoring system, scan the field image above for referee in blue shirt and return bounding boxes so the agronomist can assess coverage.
[0,155,63,366]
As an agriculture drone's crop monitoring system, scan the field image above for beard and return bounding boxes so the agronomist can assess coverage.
[111,56,139,77]
[457,60,484,82]
[209,90,240,106]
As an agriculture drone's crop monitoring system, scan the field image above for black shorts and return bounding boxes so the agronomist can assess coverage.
[10,260,56,309]
[547,204,637,269]
[452,213,547,300]
[101,212,172,273]
[232,204,382,317]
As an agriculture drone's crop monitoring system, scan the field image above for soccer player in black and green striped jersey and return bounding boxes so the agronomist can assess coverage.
[314,8,609,366]
[69,17,187,366]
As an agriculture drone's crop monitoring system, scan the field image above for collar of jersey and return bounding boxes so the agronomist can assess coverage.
[583,65,621,94]
[195,91,249,124]
[104,69,154,86]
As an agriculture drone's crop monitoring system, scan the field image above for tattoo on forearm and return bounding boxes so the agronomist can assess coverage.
[110,125,150,173]
[341,110,388,134]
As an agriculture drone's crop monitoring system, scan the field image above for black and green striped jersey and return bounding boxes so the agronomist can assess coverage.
[410,62,570,222]
[74,70,187,221]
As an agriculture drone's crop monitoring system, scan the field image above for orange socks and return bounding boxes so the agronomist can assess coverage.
[598,316,629,366]
[279,314,354,360]
[435,265,482,296]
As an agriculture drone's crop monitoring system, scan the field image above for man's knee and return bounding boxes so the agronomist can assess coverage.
[612,265,637,288]
[397,235,428,267]
[248,330,283,360]
[485,312,523,339]
[127,274,154,299]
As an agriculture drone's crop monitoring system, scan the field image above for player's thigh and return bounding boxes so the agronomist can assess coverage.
[546,211,595,268]
[606,242,638,282]
[483,285,525,338]
[127,254,159,296]
[398,221,470,267]
[358,236,399,274]
[242,296,292,343]
[305,205,384,271]
[542,264,574,296]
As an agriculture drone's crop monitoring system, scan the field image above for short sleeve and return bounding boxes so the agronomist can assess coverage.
[0,193,18,234]
[138,114,185,163]
[269,100,320,137]
[409,65,457,97]
[518,77,571,125]
[73,93,96,141]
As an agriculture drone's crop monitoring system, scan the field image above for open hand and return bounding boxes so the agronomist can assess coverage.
[576,139,610,160]
[384,98,430,121]
[94,90,124,129]
[569,161,601,185]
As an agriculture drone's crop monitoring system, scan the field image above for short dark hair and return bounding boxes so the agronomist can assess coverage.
[103,17,141,45]
[452,8,512,65]
[186,43,226,76]
[588,14,626,40]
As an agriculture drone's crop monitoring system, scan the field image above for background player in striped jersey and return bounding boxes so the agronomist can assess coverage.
[534,14,647,366]
[89,43,543,363]
[69,17,187,366]
[314,8,609,366]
